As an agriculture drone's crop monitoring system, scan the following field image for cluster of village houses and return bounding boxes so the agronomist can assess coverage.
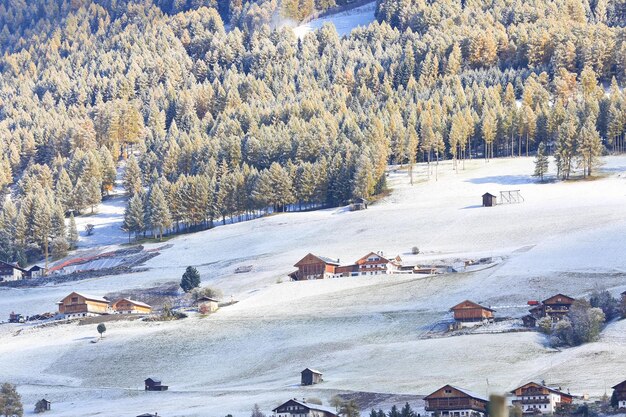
[0,260,46,282]
[289,252,439,280]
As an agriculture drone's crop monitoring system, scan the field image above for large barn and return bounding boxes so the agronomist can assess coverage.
[450,300,495,323]
[509,382,573,415]
[56,292,110,318]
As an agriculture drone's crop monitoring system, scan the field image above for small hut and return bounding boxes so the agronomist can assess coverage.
[145,378,168,391]
[35,399,51,412]
[350,197,368,211]
[301,368,323,385]
[482,193,496,207]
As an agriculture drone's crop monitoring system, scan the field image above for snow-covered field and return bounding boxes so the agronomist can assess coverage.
[293,2,376,38]
[2,156,626,417]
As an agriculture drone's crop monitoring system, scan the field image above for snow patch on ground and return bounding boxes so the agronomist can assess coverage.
[2,156,626,416]
[293,1,376,38]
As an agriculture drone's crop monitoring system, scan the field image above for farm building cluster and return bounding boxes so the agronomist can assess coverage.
[0,260,46,282]
[56,292,152,319]
[446,293,618,329]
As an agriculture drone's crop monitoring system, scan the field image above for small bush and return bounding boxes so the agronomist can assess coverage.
[191,286,222,303]
[411,246,420,255]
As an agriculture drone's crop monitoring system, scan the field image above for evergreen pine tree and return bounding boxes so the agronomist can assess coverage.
[147,184,172,240]
[124,156,143,197]
[180,266,201,292]
[122,194,145,243]
[534,142,549,182]
[68,212,79,249]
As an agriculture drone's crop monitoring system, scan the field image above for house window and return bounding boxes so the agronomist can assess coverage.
[71,297,78,303]
[445,389,452,394]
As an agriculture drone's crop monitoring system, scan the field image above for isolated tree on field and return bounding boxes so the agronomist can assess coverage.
[180,266,201,292]
[0,382,23,417]
[97,323,106,339]
[533,142,549,181]
[251,404,265,417]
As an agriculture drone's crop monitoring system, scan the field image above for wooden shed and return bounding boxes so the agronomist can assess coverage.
[450,300,495,322]
[482,193,496,207]
[145,378,168,391]
[36,398,51,412]
[301,368,323,385]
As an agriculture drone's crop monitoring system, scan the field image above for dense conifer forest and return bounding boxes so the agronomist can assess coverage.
[0,0,625,265]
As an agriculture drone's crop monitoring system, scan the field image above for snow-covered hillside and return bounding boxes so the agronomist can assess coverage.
[1,156,626,417]
[293,2,376,38]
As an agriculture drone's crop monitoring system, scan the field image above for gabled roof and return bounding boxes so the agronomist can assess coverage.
[113,298,152,309]
[355,252,389,264]
[57,292,108,304]
[272,399,337,415]
[301,367,322,375]
[450,300,495,312]
[145,377,162,383]
[612,380,626,390]
[29,265,45,271]
[511,382,573,398]
[542,294,575,305]
[294,253,340,267]
[483,192,496,197]
[424,384,488,402]
[0,260,27,272]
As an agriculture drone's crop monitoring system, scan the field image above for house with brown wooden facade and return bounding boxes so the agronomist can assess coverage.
[612,380,626,409]
[57,292,110,318]
[524,294,576,326]
[273,399,337,417]
[290,254,341,280]
[424,385,489,417]
[450,300,495,323]
[509,382,573,414]
[111,298,152,314]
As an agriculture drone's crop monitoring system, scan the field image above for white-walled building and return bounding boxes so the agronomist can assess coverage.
[509,382,573,414]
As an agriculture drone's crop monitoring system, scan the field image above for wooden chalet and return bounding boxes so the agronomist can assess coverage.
[612,380,626,409]
[197,296,219,313]
[39,399,51,411]
[145,378,168,391]
[482,193,496,207]
[111,298,152,314]
[57,292,110,318]
[510,382,573,415]
[273,399,337,417]
[450,300,495,323]
[424,385,488,417]
[290,254,340,280]
[301,368,323,385]
[355,252,401,276]
[0,260,26,282]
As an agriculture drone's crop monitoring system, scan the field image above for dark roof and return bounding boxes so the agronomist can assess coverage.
[197,296,220,302]
[511,382,574,399]
[273,399,337,415]
[29,265,45,271]
[0,260,26,272]
[541,294,575,304]
[424,385,488,402]
[301,368,322,375]
[145,377,162,383]
[482,192,496,197]
[450,300,495,312]
[136,414,158,417]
